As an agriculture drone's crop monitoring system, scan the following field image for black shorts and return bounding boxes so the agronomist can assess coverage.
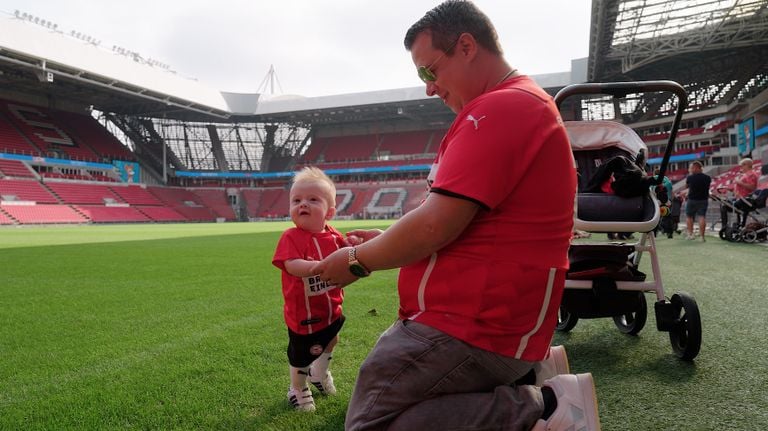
[287,315,345,368]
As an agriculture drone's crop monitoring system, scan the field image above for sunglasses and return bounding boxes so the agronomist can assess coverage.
[417,37,460,83]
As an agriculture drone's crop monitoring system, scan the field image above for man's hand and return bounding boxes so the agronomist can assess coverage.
[312,247,359,288]
[346,229,384,245]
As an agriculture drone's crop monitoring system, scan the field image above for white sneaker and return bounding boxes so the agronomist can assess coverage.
[535,345,570,385]
[532,373,601,431]
[309,371,337,396]
[287,387,315,412]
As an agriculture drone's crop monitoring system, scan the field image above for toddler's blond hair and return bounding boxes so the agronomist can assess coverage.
[292,167,336,208]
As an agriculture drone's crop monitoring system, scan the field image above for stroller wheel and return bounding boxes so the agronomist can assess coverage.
[722,226,741,242]
[668,292,702,361]
[556,305,578,332]
[742,229,758,243]
[612,292,647,335]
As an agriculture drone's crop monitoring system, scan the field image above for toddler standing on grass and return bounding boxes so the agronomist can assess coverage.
[272,167,346,412]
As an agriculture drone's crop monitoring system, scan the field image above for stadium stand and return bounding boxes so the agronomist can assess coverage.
[300,158,431,171]
[298,130,442,171]
[148,186,203,206]
[188,188,236,220]
[313,134,379,162]
[0,109,41,155]
[0,207,15,224]
[0,178,58,203]
[710,161,764,193]
[136,206,187,222]
[147,186,217,222]
[109,185,164,206]
[339,186,374,218]
[377,130,437,156]
[0,159,36,178]
[38,171,92,181]
[252,188,288,218]
[240,188,263,219]
[171,205,218,222]
[54,110,135,161]
[75,205,150,223]
[45,182,124,205]
[1,204,86,224]
[1,100,100,161]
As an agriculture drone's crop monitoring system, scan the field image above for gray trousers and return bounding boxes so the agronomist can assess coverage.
[345,320,544,431]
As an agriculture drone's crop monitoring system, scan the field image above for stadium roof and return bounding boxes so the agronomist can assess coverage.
[0,15,235,120]
[0,12,582,127]
[588,0,768,110]
[5,1,765,128]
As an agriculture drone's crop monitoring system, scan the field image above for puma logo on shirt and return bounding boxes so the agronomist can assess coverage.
[466,114,486,130]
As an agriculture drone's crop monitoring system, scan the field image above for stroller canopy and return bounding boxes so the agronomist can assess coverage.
[565,120,648,157]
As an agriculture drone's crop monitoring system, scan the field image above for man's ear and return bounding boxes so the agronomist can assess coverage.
[457,32,478,60]
[326,207,337,220]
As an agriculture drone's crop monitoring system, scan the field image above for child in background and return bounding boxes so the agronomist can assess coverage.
[272,167,346,412]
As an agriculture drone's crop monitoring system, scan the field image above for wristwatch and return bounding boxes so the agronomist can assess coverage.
[348,247,371,277]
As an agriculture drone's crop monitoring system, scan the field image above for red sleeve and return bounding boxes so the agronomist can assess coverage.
[431,88,562,210]
[272,228,303,271]
[748,171,759,187]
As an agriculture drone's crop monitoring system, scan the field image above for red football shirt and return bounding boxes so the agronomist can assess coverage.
[398,76,577,361]
[273,225,346,334]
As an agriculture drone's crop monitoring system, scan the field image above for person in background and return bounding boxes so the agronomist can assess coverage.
[313,1,600,430]
[733,158,759,199]
[272,167,346,412]
[653,167,673,206]
[684,161,711,242]
[653,167,673,238]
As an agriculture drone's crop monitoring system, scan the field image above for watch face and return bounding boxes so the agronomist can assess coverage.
[349,263,369,277]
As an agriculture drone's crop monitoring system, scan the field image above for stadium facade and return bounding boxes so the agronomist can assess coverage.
[1,1,766,224]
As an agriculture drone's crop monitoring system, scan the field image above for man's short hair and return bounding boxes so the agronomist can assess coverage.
[690,161,703,169]
[404,0,502,56]
[292,166,336,208]
[739,158,753,167]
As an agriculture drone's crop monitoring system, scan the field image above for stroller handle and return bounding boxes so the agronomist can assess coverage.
[554,80,688,185]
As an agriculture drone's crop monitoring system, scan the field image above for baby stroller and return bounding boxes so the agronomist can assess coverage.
[713,188,768,243]
[554,81,702,361]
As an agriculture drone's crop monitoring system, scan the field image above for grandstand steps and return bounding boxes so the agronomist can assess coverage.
[343,186,376,217]
[1,203,87,224]
[70,204,92,222]
[257,188,289,218]
[135,205,187,222]
[188,188,237,220]
[0,205,19,225]
[371,135,384,159]
[240,189,264,219]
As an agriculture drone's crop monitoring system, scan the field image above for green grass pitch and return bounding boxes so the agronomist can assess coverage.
[1,222,766,430]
